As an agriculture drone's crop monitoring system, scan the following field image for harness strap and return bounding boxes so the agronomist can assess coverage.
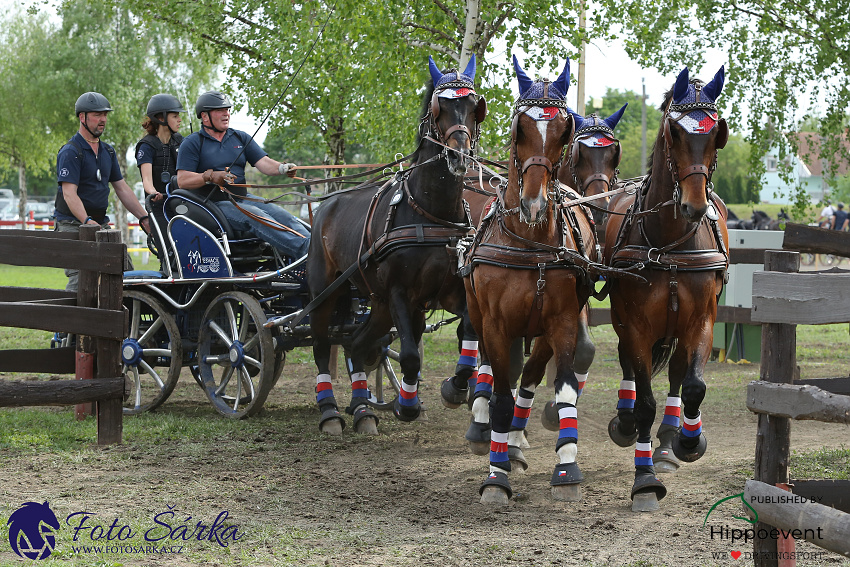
[525,263,547,356]
[662,265,679,348]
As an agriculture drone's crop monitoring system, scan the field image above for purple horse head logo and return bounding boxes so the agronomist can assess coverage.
[7,501,60,560]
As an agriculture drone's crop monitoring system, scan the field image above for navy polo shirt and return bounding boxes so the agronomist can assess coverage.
[135,142,155,166]
[176,128,267,198]
[54,133,122,221]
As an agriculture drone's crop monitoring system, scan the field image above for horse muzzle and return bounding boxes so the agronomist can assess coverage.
[520,194,549,225]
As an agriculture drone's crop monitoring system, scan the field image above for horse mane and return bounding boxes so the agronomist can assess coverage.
[412,79,436,163]
[645,78,706,173]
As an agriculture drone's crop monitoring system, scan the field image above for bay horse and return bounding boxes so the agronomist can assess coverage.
[444,107,630,450]
[307,55,487,434]
[461,56,599,504]
[603,66,730,511]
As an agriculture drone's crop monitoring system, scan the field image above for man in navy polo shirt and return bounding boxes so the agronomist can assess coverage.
[175,91,310,259]
[54,92,151,292]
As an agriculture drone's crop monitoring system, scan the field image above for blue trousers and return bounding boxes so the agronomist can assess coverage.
[217,195,310,258]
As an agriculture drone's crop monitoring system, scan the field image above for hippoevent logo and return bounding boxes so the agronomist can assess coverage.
[704,491,826,560]
[5,502,244,559]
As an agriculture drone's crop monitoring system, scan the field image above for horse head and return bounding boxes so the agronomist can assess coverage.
[661,66,728,223]
[566,105,627,224]
[510,55,574,226]
[427,55,488,177]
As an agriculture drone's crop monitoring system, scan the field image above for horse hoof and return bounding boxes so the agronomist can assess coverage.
[608,415,638,447]
[465,419,490,455]
[479,470,512,505]
[480,486,510,506]
[520,430,531,450]
[631,472,667,503]
[652,448,681,473]
[351,404,379,435]
[393,398,421,422]
[631,492,660,512]
[440,377,468,409]
[319,406,345,436]
[672,432,707,463]
[320,418,344,436]
[508,445,528,472]
[541,401,560,431]
[551,484,581,502]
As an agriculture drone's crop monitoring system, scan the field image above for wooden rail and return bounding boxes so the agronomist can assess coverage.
[0,225,126,444]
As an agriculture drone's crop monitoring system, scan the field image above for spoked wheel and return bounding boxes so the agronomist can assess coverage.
[197,291,275,418]
[121,290,183,415]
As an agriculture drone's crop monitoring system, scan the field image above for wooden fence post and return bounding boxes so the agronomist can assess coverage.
[754,250,799,567]
[95,229,123,445]
[75,224,99,419]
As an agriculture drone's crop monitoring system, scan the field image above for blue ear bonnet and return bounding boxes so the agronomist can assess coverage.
[512,55,570,103]
[429,55,477,90]
[669,66,725,135]
[518,82,566,101]
[572,104,628,137]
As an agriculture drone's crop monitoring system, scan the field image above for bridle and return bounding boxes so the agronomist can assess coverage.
[507,83,572,218]
[567,122,621,197]
[661,83,724,214]
[422,79,487,151]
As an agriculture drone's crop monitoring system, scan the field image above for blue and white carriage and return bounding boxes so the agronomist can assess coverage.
[120,190,403,418]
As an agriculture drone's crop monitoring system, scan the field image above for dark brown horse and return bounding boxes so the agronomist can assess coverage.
[461,56,598,505]
[307,55,486,434]
[603,66,730,511]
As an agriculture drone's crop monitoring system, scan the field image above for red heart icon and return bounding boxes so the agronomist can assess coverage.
[731,551,742,559]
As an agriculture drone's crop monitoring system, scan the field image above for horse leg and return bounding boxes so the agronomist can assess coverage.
[387,290,426,422]
[479,338,515,505]
[542,309,593,431]
[670,348,708,462]
[607,342,640,447]
[346,303,395,433]
[466,353,493,455]
[506,340,549,472]
[652,389,683,473]
[440,308,479,409]
[549,347,584,503]
[629,365,668,512]
[311,301,345,435]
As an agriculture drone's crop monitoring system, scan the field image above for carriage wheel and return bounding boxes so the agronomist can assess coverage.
[121,290,183,415]
[197,291,275,418]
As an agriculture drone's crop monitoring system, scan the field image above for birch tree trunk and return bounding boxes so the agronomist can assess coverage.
[459,0,480,70]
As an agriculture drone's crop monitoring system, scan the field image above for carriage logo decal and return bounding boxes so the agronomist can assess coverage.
[7,501,60,560]
[187,249,221,274]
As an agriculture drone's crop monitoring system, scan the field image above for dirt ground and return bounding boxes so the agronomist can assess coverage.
[1,336,849,567]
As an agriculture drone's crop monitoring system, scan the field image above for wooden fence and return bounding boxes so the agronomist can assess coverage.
[0,226,126,444]
[744,226,850,566]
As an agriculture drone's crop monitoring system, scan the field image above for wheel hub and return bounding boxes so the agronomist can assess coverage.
[229,341,245,367]
[121,338,143,366]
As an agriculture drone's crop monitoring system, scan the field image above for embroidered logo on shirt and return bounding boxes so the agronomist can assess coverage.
[59,168,69,177]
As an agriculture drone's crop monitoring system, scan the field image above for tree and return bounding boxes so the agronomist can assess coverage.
[598,0,850,217]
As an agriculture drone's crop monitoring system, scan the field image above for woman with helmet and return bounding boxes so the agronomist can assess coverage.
[54,91,151,292]
[175,90,310,259]
[136,94,185,203]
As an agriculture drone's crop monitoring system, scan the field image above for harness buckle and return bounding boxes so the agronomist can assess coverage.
[647,247,662,264]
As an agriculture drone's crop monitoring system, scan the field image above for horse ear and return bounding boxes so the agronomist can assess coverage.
[513,55,533,97]
[428,56,443,86]
[715,118,729,149]
[604,103,628,130]
[462,54,477,82]
[702,65,725,101]
[673,67,690,102]
[554,58,570,96]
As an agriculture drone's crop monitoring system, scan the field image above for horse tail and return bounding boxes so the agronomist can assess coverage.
[650,338,677,377]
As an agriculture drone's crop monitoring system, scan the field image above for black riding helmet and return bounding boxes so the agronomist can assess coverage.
[75,92,112,115]
[75,92,112,139]
[146,94,185,127]
[195,91,232,118]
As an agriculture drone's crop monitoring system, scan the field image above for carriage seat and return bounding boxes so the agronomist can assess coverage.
[165,189,256,241]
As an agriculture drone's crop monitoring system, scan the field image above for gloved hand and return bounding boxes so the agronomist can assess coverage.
[278,162,298,178]
[208,170,235,186]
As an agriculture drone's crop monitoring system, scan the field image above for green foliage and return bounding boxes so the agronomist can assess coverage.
[598,0,850,214]
[589,88,662,179]
[790,445,849,480]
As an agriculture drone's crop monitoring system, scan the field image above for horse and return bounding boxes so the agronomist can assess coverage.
[460,55,599,504]
[442,106,630,445]
[307,55,487,434]
[602,66,730,511]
